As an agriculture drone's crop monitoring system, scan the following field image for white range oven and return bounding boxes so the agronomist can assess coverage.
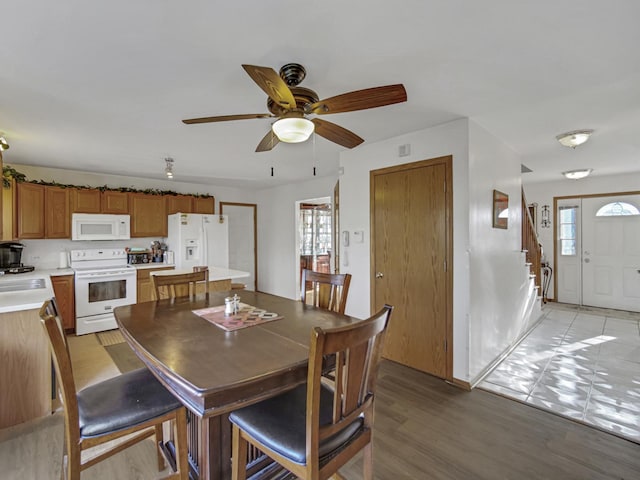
[70,249,137,335]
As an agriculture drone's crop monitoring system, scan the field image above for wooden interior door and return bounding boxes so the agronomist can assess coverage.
[371,156,452,379]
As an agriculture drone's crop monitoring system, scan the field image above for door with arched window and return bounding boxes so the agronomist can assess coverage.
[581,195,640,312]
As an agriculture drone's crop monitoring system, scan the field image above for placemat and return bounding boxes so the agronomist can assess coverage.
[192,304,282,332]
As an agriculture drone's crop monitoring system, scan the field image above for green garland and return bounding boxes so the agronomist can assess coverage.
[2,165,213,198]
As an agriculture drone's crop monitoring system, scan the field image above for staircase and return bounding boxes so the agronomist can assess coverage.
[521,188,543,305]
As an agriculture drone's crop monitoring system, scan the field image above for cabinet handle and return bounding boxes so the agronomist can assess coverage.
[375,272,384,278]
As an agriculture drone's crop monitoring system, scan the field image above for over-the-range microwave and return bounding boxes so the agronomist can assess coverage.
[71,213,131,241]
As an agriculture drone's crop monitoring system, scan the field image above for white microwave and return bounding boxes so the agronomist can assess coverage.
[72,214,131,241]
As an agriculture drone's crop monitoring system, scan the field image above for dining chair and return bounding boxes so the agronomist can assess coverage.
[300,269,352,314]
[39,299,189,480]
[229,304,393,480]
[152,268,209,300]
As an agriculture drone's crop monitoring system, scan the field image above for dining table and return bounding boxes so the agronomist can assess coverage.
[114,290,359,480]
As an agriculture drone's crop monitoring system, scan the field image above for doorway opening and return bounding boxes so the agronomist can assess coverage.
[296,197,332,299]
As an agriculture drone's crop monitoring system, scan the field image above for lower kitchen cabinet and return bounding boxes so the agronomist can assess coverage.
[136,266,175,303]
[51,274,76,331]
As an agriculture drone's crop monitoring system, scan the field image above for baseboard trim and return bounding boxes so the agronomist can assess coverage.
[447,378,472,391]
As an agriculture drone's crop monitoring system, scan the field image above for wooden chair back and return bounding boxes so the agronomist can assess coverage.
[39,300,81,443]
[300,269,352,314]
[152,269,209,300]
[305,304,392,477]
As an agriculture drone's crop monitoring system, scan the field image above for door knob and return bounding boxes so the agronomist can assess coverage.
[375,272,384,278]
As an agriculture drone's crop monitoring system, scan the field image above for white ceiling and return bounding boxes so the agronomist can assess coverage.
[2,1,640,188]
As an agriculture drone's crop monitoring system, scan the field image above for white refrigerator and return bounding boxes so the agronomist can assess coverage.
[167,213,229,270]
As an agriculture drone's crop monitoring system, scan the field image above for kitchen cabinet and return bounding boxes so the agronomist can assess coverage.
[136,266,174,303]
[166,194,193,215]
[70,188,101,213]
[129,193,167,237]
[101,190,129,214]
[17,183,45,238]
[192,196,215,214]
[15,183,70,239]
[2,179,17,241]
[0,308,52,429]
[45,186,71,238]
[51,274,75,331]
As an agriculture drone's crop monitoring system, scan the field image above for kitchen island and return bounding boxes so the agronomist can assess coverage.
[0,269,68,428]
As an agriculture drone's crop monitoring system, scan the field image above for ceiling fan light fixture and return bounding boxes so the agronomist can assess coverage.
[272,117,314,143]
[556,129,594,148]
[0,135,9,151]
[562,168,593,180]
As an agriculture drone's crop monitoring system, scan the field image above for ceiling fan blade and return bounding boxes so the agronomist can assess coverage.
[307,84,407,115]
[242,64,297,110]
[255,130,280,152]
[182,113,272,124]
[311,118,364,149]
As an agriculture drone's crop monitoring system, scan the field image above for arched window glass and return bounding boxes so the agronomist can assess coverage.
[595,202,640,217]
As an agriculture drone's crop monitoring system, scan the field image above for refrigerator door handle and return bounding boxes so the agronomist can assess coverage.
[202,225,208,267]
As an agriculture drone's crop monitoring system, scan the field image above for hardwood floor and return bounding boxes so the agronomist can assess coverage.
[0,336,639,479]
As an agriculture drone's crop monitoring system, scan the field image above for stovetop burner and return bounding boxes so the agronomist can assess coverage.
[0,264,35,274]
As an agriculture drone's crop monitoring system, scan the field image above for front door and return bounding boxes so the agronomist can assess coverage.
[581,194,640,312]
[371,156,452,379]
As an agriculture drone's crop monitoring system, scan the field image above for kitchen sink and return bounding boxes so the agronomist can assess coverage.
[0,278,46,293]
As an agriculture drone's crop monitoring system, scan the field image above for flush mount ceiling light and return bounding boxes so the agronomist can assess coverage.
[555,129,594,149]
[0,135,9,151]
[562,168,593,180]
[164,157,174,179]
[271,116,315,143]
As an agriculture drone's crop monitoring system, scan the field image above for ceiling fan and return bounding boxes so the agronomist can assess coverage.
[182,63,407,152]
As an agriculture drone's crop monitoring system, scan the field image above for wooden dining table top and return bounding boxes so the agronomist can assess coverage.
[114,290,358,416]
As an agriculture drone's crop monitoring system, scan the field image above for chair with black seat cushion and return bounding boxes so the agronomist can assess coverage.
[300,269,352,314]
[152,268,209,300]
[39,299,189,480]
[229,304,393,480]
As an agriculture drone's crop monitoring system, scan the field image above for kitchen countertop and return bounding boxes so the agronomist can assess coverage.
[0,269,63,314]
[130,262,175,270]
[150,266,250,281]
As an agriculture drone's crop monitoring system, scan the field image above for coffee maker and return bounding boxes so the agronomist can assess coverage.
[0,242,35,274]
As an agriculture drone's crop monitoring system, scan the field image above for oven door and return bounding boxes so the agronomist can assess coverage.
[75,269,137,319]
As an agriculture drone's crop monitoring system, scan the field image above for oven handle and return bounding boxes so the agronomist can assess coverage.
[75,271,136,279]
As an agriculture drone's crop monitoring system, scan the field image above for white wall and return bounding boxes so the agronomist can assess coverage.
[523,172,640,300]
[7,164,255,269]
[255,175,338,299]
[467,122,536,381]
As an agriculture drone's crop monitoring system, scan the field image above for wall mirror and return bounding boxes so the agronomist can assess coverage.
[493,190,509,229]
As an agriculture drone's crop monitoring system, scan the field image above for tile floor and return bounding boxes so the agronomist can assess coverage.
[479,302,640,443]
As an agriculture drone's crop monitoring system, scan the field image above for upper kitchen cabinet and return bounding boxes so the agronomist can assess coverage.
[45,186,71,238]
[70,188,101,213]
[129,193,167,237]
[101,190,129,214]
[16,183,45,238]
[166,194,193,215]
[192,196,215,214]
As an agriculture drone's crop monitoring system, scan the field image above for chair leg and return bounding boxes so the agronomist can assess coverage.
[174,408,189,480]
[231,425,248,480]
[66,446,81,480]
[155,423,166,471]
[362,442,373,480]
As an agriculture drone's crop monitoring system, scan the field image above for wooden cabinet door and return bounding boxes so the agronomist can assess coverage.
[192,196,215,214]
[51,275,76,331]
[17,183,45,239]
[45,186,71,238]
[101,190,129,213]
[2,179,17,241]
[129,193,167,237]
[167,194,193,215]
[70,189,101,213]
